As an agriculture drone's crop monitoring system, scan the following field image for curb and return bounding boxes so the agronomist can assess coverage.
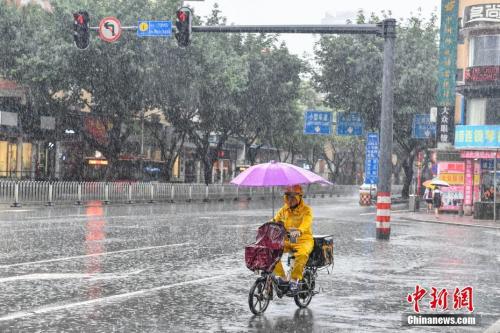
[397,217,500,230]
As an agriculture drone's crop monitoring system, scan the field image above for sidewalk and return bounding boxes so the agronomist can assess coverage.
[395,210,500,229]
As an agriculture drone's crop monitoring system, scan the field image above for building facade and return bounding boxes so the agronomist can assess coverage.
[453,0,500,216]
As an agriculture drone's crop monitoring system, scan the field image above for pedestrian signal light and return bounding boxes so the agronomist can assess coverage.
[175,7,192,47]
[73,11,90,50]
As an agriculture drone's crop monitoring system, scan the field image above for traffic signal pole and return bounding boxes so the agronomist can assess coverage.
[376,19,396,240]
[194,20,396,240]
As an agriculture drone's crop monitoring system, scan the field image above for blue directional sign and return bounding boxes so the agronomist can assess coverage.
[337,112,363,136]
[412,114,436,139]
[137,20,172,37]
[364,133,379,185]
[303,110,332,135]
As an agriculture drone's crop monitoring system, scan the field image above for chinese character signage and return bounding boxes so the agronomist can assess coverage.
[303,110,332,135]
[437,0,458,106]
[437,106,455,144]
[364,133,379,185]
[337,112,363,136]
[412,114,436,139]
[464,4,500,27]
[464,66,500,84]
[455,125,500,149]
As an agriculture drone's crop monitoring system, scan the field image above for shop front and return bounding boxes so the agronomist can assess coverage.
[455,125,500,219]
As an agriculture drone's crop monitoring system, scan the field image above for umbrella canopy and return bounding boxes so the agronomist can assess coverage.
[230,160,332,187]
[430,178,450,187]
[422,180,434,188]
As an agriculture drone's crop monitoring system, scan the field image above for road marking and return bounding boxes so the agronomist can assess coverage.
[0,270,145,283]
[0,273,238,322]
[360,209,408,216]
[0,210,33,213]
[0,243,191,268]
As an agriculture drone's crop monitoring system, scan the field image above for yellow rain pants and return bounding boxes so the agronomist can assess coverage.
[272,199,314,281]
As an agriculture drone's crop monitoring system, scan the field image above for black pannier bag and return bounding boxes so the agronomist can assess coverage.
[306,235,334,267]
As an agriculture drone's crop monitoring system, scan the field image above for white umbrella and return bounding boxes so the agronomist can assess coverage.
[430,178,450,187]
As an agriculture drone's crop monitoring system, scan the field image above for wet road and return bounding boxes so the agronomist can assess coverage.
[0,197,498,332]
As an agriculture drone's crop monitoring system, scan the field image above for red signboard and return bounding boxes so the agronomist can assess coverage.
[460,150,500,159]
[464,66,500,83]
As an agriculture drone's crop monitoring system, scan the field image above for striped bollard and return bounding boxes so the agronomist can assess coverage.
[376,192,391,240]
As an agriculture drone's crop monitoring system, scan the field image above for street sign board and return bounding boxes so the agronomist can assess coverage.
[412,114,436,139]
[364,132,379,185]
[99,17,122,43]
[337,112,363,136]
[137,20,172,37]
[303,110,332,135]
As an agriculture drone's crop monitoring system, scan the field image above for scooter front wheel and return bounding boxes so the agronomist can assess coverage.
[248,278,271,315]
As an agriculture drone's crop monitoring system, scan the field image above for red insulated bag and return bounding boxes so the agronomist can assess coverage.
[245,222,286,272]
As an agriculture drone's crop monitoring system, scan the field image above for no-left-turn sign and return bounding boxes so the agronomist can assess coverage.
[99,17,122,43]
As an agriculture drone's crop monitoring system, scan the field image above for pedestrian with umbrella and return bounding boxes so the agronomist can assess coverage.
[427,178,450,217]
[422,182,434,213]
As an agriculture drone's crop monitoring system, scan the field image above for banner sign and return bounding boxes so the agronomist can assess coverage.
[437,0,459,106]
[455,125,500,149]
[464,4,500,27]
[412,114,436,139]
[303,110,332,135]
[437,106,455,144]
[364,133,379,185]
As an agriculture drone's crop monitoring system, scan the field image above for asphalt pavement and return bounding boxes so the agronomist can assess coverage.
[0,197,498,332]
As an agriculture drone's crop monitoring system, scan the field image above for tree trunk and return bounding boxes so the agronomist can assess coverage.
[401,154,415,199]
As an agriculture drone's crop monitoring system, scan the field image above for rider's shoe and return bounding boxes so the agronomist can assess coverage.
[289,280,299,295]
[276,277,289,286]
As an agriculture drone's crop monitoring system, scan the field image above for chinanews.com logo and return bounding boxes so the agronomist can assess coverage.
[403,285,481,327]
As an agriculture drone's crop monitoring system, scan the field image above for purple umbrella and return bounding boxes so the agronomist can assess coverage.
[231,160,332,215]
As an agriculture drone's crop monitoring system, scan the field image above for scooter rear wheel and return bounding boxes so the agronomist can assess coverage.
[294,271,314,308]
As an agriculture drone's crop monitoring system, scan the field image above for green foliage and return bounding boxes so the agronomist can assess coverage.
[314,10,439,193]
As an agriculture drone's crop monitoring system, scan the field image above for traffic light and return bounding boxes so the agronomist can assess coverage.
[175,7,192,47]
[73,11,90,49]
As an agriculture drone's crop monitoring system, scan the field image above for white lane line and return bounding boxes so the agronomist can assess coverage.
[0,273,238,322]
[0,269,146,283]
[0,243,191,268]
[0,210,33,213]
[360,209,408,216]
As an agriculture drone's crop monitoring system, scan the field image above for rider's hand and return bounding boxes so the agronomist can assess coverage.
[289,230,301,238]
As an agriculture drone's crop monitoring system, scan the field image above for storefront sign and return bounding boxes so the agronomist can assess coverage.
[464,66,500,84]
[437,106,455,144]
[464,4,500,27]
[461,150,500,159]
[455,125,500,149]
[438,161,479,210]
[437,0,458,106]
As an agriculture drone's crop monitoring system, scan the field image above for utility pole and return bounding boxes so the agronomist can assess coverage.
[375,19,396,240]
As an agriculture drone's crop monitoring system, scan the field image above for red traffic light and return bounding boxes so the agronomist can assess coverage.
[74,13,85,25]
[177,10,187,22]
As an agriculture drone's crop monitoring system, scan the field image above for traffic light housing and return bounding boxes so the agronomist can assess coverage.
[175,7,192,47]
[73,11,90,49]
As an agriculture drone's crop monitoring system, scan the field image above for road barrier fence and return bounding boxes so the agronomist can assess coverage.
[0,181,403,206]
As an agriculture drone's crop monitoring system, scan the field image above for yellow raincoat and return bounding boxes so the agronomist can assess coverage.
[272,196,314,281]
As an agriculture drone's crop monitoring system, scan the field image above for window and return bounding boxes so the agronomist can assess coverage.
[465,98,500,125]
[466,98,486,125]
[470,35,500,66]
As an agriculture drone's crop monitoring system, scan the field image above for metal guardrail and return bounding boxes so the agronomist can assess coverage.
[0,181,403,206]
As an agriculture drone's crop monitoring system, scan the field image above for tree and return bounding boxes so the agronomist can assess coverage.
[315,11,439,196]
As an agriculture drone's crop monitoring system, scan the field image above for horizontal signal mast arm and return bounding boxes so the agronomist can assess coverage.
[191,24,381,35]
